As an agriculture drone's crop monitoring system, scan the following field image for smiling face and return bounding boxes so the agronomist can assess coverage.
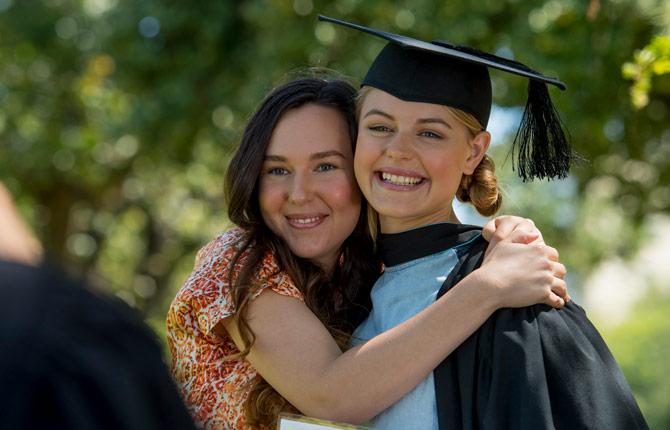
[258,103,362,271]
[355,88,490,233]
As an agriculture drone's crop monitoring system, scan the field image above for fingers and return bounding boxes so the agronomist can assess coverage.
[484,216,542,247]
[541,245,559,262]
[552,261,566,280]
[542,247,569,301]
[542,269,569,308]
[490,216,520,245]
[504,229,543,246]
[551,261,570,301]
[545,292,566,309]
[481,217,500,242]
[550,275,568,300]
[484,216,540,260]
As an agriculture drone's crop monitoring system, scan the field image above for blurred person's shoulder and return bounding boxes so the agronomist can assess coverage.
[0,260,150,343]
[0,260,196,429]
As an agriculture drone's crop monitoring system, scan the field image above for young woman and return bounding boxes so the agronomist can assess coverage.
[318,15,648,430]
[166,76,568,430]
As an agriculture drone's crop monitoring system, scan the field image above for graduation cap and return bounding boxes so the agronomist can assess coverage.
[317,14,575,181]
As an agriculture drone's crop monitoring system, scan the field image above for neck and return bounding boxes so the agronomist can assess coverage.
[379,205,461,234]
[312,253,339,275]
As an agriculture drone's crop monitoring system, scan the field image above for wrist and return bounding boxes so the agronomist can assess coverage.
[460,268,500,315]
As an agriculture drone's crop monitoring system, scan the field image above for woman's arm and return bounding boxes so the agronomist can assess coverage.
[221,233,566,424]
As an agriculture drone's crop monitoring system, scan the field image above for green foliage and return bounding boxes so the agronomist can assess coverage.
[1,0,669,423]
[599,292,670,429]
[623,34,670,108]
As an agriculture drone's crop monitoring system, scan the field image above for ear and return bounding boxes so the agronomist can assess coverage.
[463,131,491,175]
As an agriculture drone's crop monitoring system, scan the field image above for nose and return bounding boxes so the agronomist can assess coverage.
[287,171,314,206]
[385,132,413,160]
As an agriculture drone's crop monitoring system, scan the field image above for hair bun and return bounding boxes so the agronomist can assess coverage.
[456,155,502,216]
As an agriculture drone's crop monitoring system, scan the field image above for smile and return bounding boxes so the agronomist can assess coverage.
[379,172,424,186]
[293,216,322,224]
[286,215,327,228]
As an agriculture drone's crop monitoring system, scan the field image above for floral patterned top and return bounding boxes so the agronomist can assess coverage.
[166,228,304,429]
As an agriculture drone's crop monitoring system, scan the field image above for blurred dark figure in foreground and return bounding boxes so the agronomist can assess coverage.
[0,182,196,430]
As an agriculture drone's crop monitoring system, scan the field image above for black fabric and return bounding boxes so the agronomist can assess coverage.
[361,42,493,128]
[425,230,649,430]
[377,223,482,267]
[0,260,196,430]
[317,14,567,90]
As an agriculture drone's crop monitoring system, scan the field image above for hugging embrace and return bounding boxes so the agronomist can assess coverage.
[166,15,648,430]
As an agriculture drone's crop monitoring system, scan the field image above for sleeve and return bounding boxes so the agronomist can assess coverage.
[475,301,649,430]
[182,230,304,337]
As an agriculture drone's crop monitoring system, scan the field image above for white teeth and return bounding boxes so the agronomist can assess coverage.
[381,172,422,186]
[293,217,320,224]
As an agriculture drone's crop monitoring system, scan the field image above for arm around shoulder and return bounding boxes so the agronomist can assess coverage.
[220,272,510,424]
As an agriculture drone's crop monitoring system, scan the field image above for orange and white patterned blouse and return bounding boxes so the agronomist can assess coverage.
[166,228,304,429]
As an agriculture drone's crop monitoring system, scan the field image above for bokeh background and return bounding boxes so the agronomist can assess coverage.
[1,0,669,426]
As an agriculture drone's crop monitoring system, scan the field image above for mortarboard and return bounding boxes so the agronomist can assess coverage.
[317,14,576,181]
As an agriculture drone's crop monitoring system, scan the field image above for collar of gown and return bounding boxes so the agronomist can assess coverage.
[376,223,483,267]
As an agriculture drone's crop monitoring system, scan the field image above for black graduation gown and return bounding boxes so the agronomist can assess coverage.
[376,223,648,430]
[0,260,197,430]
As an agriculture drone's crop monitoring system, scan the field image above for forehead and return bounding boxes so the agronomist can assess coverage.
[267,104,352,156]
[361,88,455,122]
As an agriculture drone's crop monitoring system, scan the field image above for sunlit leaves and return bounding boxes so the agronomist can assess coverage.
[623,34,670,109]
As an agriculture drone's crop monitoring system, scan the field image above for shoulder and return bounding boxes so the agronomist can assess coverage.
[193,228,289,289]
[168,229,302,331]
[167,229,251,329]
[194,228,249,268]
[480,301,595,355]
[0,261,196,429]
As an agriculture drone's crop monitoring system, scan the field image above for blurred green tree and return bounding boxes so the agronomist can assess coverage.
[1,0,668,424]
[600,292,670,430]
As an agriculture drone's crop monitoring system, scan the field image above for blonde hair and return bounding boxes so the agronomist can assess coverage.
[355,87,502,217]
[445,106,503,216]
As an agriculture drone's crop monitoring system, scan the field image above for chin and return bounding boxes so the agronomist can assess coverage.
[291,246,322,261]
[379,206,421,219]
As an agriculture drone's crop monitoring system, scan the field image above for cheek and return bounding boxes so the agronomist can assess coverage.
[428,145,469,175]
[258,181,284,224]
[426,157,463,194]
[330,176,362,207]
[326,177,362,223]
[354,142,374,189]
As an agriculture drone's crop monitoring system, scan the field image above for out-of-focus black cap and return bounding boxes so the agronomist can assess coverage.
[318,14,576,181]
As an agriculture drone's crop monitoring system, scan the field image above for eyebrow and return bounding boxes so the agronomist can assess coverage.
[362,109,394,121]
[417,117,452,129]
[263,150,347,162]
[362,109,452,129]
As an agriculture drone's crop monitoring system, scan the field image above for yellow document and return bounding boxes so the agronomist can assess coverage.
[277,413,376,430]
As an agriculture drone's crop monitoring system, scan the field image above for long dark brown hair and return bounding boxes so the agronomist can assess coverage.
[224,75,380,428]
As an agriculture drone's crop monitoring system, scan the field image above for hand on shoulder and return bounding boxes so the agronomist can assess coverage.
[483,215,545,249]
[476,236,569,310]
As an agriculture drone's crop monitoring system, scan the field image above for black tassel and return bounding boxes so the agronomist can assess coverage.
[454,45,575,181]
[513,80,572,181]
